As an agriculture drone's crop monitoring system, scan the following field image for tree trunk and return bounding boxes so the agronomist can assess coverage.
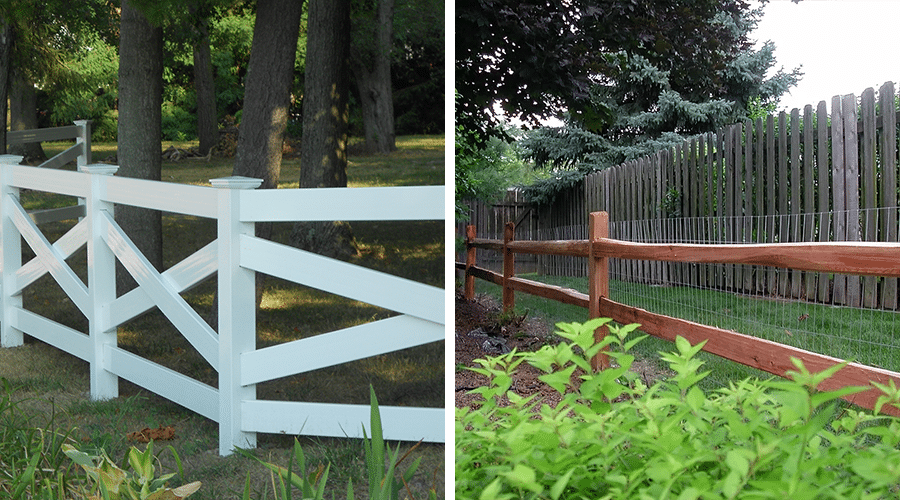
[0,19,12,155]
[232,0,303,189]
[207,0,303,328]
[300,0,351,188]
[294,0,357,265]
[8,69,46,162]
[117,0,164,291]
[192,13,218,156]
[352,0,396,154]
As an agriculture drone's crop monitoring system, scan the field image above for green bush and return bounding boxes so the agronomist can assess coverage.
[456,319,900,499]
[161,102,198,142]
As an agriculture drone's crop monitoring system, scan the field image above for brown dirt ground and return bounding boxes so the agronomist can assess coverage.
[454,290,673,411]
[454,290,564,410]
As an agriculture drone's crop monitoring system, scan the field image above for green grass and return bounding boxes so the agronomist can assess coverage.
[471,272,900,391]
[1,136,445,499]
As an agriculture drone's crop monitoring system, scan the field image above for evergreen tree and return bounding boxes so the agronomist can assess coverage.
[518,1,801,205]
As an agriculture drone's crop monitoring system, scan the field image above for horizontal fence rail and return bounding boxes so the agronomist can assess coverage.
[459,212,900,417]
[0,127,445,455]
[459,81,900,311]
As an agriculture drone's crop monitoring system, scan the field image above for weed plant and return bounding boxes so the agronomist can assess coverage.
[2,380,438,500]
[456,319,900,499]
[0,378,85,499]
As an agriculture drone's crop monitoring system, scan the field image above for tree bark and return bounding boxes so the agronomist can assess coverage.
[0,19,12,155]
[352,0,396,154]
[117,0,164,290]
[8,68,46,162]
[207,0,302,328]
[300,0,351,188]
[232,0,303,189]
[192,14,218,156]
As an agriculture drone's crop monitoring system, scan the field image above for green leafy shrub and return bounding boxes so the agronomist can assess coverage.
[456,318,900,499]
[63,441,200,500]
[161,103,198,142]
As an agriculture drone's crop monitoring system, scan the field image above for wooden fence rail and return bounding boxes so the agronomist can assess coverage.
[459,211,900,417]
[460,81,900,310]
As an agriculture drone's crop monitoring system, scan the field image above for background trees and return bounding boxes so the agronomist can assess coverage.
[0,0,442,147]
[455,0,801,208]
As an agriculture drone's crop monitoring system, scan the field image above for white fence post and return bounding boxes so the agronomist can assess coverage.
[74,120,92,169]
[82,164,119,399]
[0,157,23,347]
[212,176,262,455]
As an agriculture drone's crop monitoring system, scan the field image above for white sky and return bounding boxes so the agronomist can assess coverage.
[752,0,900,112]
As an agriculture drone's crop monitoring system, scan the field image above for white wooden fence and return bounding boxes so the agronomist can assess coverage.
[0,123,445,455]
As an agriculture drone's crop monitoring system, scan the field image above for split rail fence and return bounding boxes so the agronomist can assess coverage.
[0,122,445,455]
[461,81,900,311]
[459,212,900,417]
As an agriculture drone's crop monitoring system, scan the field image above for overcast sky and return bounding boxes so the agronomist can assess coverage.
[752,0,900,112]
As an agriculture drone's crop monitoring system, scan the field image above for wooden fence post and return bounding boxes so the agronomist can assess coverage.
[212,175,263,455]
[503,221,515,313]
[465,225,476,301]
[589,211,610,370]
[82,164,120,400]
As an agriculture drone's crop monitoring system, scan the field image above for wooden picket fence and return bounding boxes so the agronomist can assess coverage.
[1,123,445,455]
[461,81,900,310]
[460,212,900,416]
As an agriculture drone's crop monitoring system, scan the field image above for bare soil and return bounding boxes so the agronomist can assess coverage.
[454,290,565,410]
[454,290,673,410]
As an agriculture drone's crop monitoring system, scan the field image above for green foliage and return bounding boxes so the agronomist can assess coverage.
[0,378,83,499]
[161,102,198,142]
[41,33,120,141]
[515,1,803,205]
[63,441,200,500]
[456,117,548,219]
[237,386,436,500]
[456,320,900,499]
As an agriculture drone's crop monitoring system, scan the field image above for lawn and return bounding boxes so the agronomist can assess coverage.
[0,136,445,499]
[469,271,900,391]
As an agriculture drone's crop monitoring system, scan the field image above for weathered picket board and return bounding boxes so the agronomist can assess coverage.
[462,81,900,312]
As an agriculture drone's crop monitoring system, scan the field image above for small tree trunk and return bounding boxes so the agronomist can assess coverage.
[0,20,12,154]
[192,15,218,156]
[8,69,46,162]
[117,0,164,292]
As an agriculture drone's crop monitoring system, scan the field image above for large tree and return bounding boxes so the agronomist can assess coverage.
[8,68,46,161]
[350,0,396,154]
[232,0,303,190]
[117,0,164,280]
[456,0,801,205]
[301,0,351,189]
[456,0,765,139]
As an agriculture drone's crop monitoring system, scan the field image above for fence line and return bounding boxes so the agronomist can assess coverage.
[459,212,900,417]
[0,124,445,455]
[460,81,900,310]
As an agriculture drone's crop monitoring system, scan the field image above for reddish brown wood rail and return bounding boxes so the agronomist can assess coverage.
[460,211,900,416]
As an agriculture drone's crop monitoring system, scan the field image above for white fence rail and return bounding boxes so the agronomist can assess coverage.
[0,123,445,455]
